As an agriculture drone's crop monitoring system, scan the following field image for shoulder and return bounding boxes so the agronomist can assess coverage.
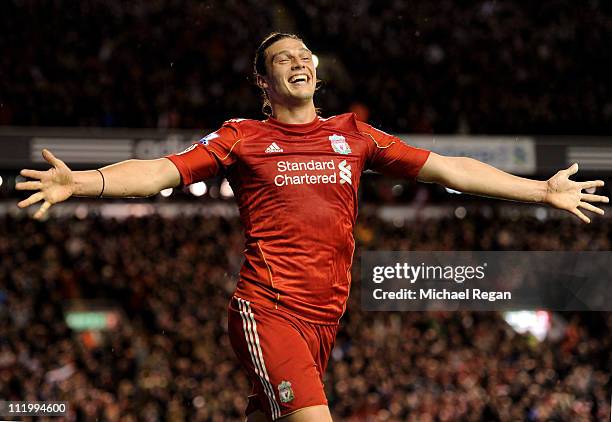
[319,113,360,131]
[222,118,268,137]
[196,118,261,150]
[318,113,397,149]
[352,119,396,148]
[321,113,391,141]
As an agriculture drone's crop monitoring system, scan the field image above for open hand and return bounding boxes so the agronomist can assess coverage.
[545,163,608,223]
[16,149,74,219]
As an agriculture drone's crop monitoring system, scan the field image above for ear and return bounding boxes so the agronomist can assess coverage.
[256,75,268,89]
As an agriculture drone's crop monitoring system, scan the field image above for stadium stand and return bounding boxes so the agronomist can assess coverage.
[1,213,610,421]
[1,1,611,133]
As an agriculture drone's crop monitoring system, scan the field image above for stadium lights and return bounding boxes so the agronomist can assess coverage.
[312,54,319,68]
[503,310,551,341]
[160,188,173,197]
[220,179,234,198]
[189,182,207,197]
[454,206,467,219]
[75,205,88,220]
[392,184,403,196]
[192,396,206,409]
[535,207,548,221]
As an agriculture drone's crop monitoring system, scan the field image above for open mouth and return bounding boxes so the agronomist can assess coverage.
[288,74,309,85]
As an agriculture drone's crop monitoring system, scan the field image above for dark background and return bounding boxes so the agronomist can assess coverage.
[0,1,611,421]
[1,1,611,134]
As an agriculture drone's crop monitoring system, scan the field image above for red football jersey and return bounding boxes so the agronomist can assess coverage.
[166,113,430,323]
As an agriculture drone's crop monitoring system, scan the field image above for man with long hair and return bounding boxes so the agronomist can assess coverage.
[16,32,607,421]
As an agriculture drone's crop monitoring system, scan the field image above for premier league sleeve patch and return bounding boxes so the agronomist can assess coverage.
[199,132,220,146]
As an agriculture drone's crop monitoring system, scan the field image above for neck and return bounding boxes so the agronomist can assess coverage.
[270,101,317,124]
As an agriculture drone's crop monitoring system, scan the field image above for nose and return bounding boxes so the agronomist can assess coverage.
[291,57,304,69]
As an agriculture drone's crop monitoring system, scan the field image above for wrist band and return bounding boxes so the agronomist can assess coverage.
[96,169,105,199]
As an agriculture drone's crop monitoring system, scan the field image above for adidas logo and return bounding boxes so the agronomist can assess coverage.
[265,142,283,153]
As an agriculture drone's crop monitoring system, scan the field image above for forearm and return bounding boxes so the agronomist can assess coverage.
[426,156,548,203]
[73,158,179,198]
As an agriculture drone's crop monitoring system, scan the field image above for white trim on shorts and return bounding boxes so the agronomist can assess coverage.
[237,297,282,420]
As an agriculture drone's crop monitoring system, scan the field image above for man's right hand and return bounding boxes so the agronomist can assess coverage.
[16,149,76,220]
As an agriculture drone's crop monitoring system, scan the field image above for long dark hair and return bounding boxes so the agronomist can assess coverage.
[253,32,303,116]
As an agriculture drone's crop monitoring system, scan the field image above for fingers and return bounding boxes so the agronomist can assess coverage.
[570,208,590,224]
[42,149,67,169]
[20,169,45,179]
[565,163,579,176]
[17,192,44,208]
[580,180,605,190]
[578,201,605,215]
[15,181,42,191]
[33,201,52,220]
[581,194,609,203]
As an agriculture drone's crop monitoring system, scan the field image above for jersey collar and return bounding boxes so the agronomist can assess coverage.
[264,115,325,133]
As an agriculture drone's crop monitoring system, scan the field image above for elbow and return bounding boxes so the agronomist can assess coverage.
[144,159,179,197]
[142,183,165,198]
[418,153,469,189]
[436,156,473,191]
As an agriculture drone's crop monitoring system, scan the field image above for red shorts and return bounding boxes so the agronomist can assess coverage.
[228,295,339,420]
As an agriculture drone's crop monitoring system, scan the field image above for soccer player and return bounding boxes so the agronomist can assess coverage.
[16,33,608,421]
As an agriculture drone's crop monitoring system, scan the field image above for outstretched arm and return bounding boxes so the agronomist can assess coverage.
[16,149,180,219]
[417,153,609,223]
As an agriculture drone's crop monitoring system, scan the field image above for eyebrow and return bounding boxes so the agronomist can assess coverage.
[270,48,312,61]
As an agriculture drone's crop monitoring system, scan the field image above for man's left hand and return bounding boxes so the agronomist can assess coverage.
[545,163,609,223]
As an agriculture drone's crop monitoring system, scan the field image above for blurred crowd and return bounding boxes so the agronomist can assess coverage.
[1,211,610,421]
[1,0,611,134]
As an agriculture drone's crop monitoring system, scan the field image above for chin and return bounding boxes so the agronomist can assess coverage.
[289,90,315,101]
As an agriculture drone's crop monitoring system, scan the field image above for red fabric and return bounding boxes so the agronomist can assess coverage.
[227,296,338,420]
[166,113,430,323]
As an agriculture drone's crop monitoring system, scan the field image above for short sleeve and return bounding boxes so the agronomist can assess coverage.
[165,123,240,186]
[357,121,430,179]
